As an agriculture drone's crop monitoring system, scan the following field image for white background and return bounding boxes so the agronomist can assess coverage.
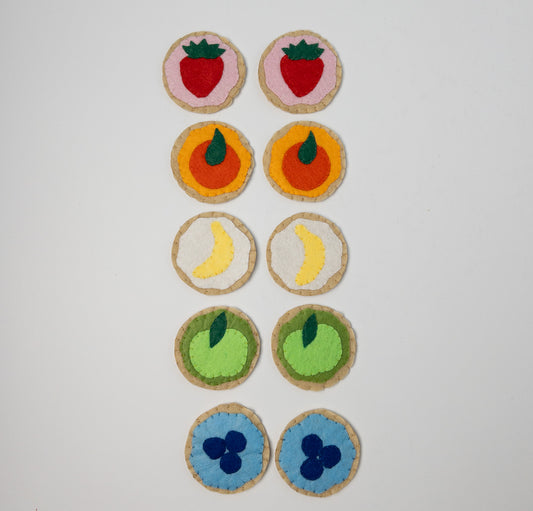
[1,0,532,509]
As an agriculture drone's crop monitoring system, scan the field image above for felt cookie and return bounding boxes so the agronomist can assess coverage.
[276,409,360,497]
[264,122,345,201]
[259,31,342,113]
[175,307,260,390]
[185,403,270,493]
[172,212,256,295]
[163,32,246,113]
[171,122,254,203]
[267,213,347,295]
[272,305,356,390]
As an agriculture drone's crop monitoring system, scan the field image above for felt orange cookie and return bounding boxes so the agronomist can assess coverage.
[264,122,345,201]
[171,122,254,203]
[163,32,246,113]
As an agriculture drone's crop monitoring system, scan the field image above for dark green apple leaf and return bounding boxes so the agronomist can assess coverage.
[302,313,318,347]
[209,311,227,347]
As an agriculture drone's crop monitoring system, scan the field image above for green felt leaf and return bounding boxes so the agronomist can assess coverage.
[282,40,324,61]
[205,128,227,166]
[182,38,226,59]
[302,313,318,348]
[298,131,317,164]
[209,311,227,348]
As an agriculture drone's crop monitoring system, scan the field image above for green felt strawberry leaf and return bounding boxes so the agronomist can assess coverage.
[298,131,317,164]
[182,38,226,59]
[302,313,318,347]
[282,40,324,61]
[209,311,227,347]
[205,128,227,166]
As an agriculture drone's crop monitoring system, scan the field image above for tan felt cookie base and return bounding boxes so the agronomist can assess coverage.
[275,408,361,497]
[175,306,261,390]
[263,121,346,202]
[266,212,348,296]
[171,121,254,204]
[271,305,356,391]
[258,30,342,114]
[163,31,246,114]
[185,403,270,494]
[172,212,256,295]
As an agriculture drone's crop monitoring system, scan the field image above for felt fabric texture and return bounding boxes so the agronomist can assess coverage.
[266,123,343,200]
[280,55,324,98]
[191,221,234,279]
[179,308,257,386]
[293,224,326,285]
[277,413,356,495]
[209,311,227,347]
[190,412,265,491]
[204,128,227,166]
[277,308,348,382]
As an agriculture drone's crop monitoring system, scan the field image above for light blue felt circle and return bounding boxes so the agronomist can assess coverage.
[189,412,264,491]
[278,413,356,495]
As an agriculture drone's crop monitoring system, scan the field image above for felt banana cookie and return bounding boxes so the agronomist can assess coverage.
[172,212,256,295]
[259,30,342,113]
[163,31,245,113]
[175,307,260,390]
[264,122,345,201]
[276,409,360,497]
[267,213,347,295]
[185,403,270,493]
[171,122,254,203]
[272,305,356,390]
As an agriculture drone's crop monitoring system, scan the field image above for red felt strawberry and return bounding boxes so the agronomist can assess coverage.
[280,40,325,97]
[180,39,226,98]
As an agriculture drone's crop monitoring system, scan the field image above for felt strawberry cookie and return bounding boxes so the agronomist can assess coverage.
[272,305,356,390]
[276,409,360,497]
[267,213,347,295]
[163,32,245,113]
[185,403,269,493]
[259,31,342,113]
[172,212,256,295]
[175,307,260,390]
[264,122,345,201]
[171,122,253,203]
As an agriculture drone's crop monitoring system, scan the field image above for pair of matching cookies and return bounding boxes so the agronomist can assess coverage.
[186,404,360,497]
[163,31,341,114]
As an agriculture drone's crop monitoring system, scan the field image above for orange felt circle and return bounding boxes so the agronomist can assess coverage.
[282,143,331,191]
[177,124,252,198]
[189,140,241,189]
[268,125,342,198]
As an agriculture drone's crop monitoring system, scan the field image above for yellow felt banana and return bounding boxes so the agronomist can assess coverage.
[193,221,234,279]
[294,224,326,285]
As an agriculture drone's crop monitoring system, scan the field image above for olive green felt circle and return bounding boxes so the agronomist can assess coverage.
[271,305,356,391]
[175,307,260,390]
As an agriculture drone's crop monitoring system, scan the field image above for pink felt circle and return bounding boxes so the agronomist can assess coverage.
[263,35,338,106]
[164,34,240,108]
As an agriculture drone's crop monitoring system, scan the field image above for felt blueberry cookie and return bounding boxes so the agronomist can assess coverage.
[175,307,260,390]
[172,212,256,295]
[185,403,270,493]
[267,213,347,295]
[276,409,360,497]
[259,30,342,113]
[171,122,254,203]
[163,31,246,113]
[264,121,345,201]
[272,305,356,390]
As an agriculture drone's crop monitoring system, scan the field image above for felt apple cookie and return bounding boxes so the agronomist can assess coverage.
[272,305,356,390]
[259,31,342,113]
[171,122,254,203]
[175,307,260,390]
[264,122,345,201]
[163,32,245,113]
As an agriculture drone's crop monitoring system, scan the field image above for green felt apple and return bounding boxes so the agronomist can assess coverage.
[282,313,342,376]
[188,312,248,377]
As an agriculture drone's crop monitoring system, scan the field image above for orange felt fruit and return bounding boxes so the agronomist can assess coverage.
[281,143,331,191]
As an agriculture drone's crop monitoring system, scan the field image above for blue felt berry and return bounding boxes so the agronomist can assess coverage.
[225,430,247,453]
[220,452,242,474]
[202,437,226,460]
[300,457,324,480]
[301,434,323,458]
[319,445,341,468]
